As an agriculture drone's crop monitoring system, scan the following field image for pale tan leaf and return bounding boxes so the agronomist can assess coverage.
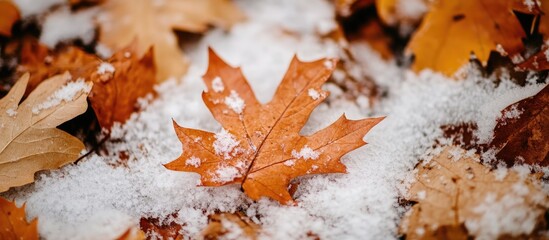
[400,146,549,239]
[0,73,91,192]
[97,0,244,82]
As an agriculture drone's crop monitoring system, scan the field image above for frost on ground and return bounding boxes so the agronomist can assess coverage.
[3,0,549,239]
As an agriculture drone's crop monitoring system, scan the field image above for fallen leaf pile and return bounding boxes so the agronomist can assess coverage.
[165,49,383,204]
[0,197,37,240]
[0,73,90,192]
[0,0,548,239]
[401,146,549,239]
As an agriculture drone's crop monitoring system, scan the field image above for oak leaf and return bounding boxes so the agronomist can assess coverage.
[0,0,19,37]
[96,0,244,82]
[400,146,549,239]
[0,73,90,192]
[488,85,548,166]
[407,0,525,76]
[202,212,259,240]
[165,49,384,204]
[0,197,38,240]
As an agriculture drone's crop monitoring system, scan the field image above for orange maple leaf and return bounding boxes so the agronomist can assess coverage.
[0,197,38,240]
[407,0,525,76]
[165,49,383,204]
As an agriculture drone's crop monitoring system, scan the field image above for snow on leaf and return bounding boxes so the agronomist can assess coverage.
[0,197,38,240]
[96,0,244,82]
[407,0,525,76]
[487,85,548,166]
[87,46,157,130]
[164,49,384,204]
[400,146,549,239]
[0,73,90,192]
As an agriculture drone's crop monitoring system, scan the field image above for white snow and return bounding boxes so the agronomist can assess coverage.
[291,146,320,160]
[13,0,64,17]
[96,62,115,75]
[544,48,549,61]
[213,129,241,160]
[307,88,320,100]
[3,0,548,240]
[224,90,245,114]
[6,108,17,117]
[213,166,241,184]
[32,79,92,114]
[40,7,97,48]
[212,77,225,93]
[185,157,201,168]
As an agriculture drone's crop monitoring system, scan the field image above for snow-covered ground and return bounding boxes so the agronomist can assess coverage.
[5,0,548,239]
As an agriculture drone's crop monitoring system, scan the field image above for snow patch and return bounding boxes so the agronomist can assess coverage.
[185,157,201,168]
[213,129,240,160]
[96,62,115,75]
[308,88,321,100]
[32,79,91,114]
[212,77,225,93]
[224,90,245,114]
[291,146,319,160]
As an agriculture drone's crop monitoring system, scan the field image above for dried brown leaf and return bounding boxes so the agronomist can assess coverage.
[400,146,549,239]
[488,85,548,166]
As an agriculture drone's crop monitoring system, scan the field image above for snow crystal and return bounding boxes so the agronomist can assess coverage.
[291,146,319,160]
[6,108,17,117]
[213,166,241,183]
[96,62,115,74]
[185,157,201,168]
[212,77,225,93]
[95,44,113,59]
[213,129,240,160]
[523,0,536,12]
[284,160,295,167]
[221,217,247,240]
[502,104,522,121]
[496,44,508,56]
[544,48,549,61]
[416,191,426,200]
[13,0,64,17]
[40,7,97,48]
[32,79,91,114]
[466,193,541,239]
[308,88,320,100]
[224,90,245,114]
[323,60,334,69]
[493,165,509,181]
